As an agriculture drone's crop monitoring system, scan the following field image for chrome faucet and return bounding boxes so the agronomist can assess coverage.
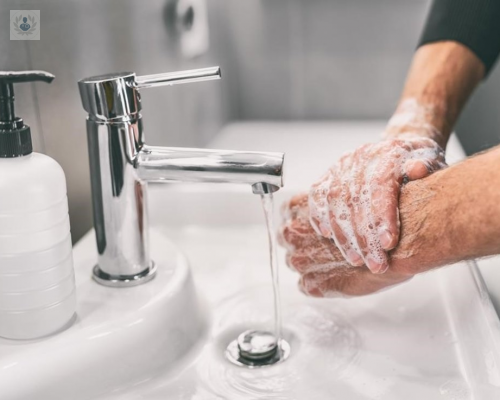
[78,67,285,287]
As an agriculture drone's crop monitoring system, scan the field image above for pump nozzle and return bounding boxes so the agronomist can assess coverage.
[0,70,54,157]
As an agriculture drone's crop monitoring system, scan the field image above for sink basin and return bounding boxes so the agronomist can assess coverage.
[2,122,500,399]
[0,231,206,400]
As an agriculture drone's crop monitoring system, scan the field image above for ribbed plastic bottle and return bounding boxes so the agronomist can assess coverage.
[0,71,76,339]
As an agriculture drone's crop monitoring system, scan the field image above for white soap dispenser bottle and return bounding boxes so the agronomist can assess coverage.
[0,71,76,339]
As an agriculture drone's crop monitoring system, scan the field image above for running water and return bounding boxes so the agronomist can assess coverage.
[225,191,289,368]
[260,192,282,341]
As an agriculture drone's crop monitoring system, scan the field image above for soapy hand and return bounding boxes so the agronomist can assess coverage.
[279,194,412,297]
[308,133,446,274]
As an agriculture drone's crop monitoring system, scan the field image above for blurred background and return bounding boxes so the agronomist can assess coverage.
[2,0,500,242]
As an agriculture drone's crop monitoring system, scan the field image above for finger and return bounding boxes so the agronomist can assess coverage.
[299,268,362,297]
[403,138,446,175]
[288,244,348,274]
[350,185,391,273]
[278,214,319,251]
[277,224,287,248]
[298,280,323,298]
[340,154,378,267]
[326,168,365,266]
[341,146,389,269]
[288,253,312,273]
[280,193,308,222]
[299,270,337,297]
[354,191,392,273]
[300,268,410,297]
[282,211,352,274]
[328,208,364,267]
[286,247,330,273]
[369,177,400,254]
[366,153,402,257]
[285,252,297,271]
[309,155,352,240]
[278,195,311,249]
[286,193,309,220]
[403,159,433,180]
[280,200,291,223]
[308,170,335,237]
[288,192,309,209]
[279,224,299,251]
[404,156,447,181]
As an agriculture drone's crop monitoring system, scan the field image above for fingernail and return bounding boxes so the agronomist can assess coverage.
[307,287,323,297]
[346,249,364,266]
[379,229,395,250]
[320,225,331,237]
[377,263,389,274]
[299,280,323,297]
[299,281,319,297]
[366,259,388,274]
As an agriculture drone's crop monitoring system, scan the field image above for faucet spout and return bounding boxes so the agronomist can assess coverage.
[78,66,286,287]
[251,182,280,195]
[136,146,284,189]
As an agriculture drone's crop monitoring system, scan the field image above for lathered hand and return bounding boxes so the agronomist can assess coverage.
[279,145,500,297]
[308,134,446,274]
[279,194,411,297]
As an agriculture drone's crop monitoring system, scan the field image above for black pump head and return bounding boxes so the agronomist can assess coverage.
[0,70,54,157]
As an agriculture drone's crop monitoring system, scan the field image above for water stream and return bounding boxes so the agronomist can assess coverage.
[260,192,283,341]
[225,191,289,367]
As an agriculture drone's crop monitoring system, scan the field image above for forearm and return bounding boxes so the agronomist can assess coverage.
[392,145,500,274]
[385,42,484,148]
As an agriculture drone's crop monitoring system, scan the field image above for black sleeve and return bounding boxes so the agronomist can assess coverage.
[418,0,500,76]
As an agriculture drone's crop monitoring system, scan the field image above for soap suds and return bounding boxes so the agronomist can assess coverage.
[384,98,443,142]
[279,192,418,297]
[307,101,446,273]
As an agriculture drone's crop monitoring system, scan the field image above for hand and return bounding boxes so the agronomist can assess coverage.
[279,193,412,297]
[308,134,446,274]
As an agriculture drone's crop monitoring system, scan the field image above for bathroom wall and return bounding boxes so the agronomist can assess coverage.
[2,0,499,242]
[224,0,431,120]
[456,66,500,154]
[223,0,500,154]
[1,0,234,242]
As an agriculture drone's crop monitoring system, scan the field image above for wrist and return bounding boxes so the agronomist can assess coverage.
[384,41,484,149]
[389,172,456,275]
[383,98,449,148]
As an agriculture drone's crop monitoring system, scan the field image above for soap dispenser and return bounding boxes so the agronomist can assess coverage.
[0,71,76,339]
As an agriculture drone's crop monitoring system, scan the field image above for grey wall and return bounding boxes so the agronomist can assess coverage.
[1,0,234,242]
[456,66,500,154]
[2,0,499,242]
[225,0,432,120]
[224,0,500,155]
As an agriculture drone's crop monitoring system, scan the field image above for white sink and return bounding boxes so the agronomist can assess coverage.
[2,122,500,399]
[0,230,205,400]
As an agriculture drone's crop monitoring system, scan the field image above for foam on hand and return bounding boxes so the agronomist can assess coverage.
[307,102,446,274]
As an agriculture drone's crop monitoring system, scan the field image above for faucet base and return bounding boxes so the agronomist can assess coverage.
[92,262,157,287]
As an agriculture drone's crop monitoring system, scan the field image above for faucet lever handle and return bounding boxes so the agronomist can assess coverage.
[135,66,221,89]
[78,66,221,121]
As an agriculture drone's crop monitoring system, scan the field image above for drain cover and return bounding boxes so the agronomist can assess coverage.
[226,330,291,368]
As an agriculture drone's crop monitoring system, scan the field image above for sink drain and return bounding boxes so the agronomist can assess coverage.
[226,330,290,368]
